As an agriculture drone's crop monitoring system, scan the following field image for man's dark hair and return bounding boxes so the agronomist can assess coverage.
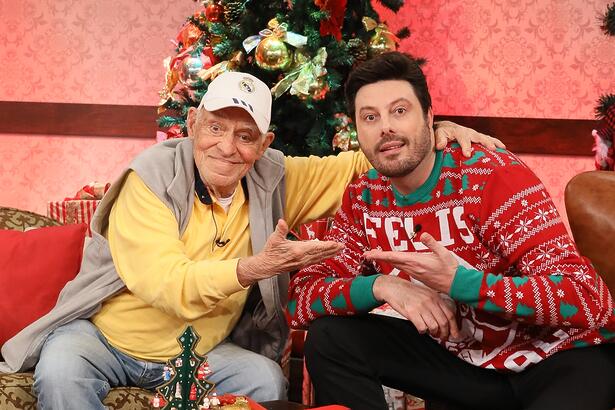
[344,51,431,120]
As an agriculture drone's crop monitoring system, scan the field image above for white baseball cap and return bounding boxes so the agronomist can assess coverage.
[198,71,272,134]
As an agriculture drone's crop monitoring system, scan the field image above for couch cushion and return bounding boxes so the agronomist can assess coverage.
[0,372,154,409]
[0,207,61,231]
[0,224,87,347]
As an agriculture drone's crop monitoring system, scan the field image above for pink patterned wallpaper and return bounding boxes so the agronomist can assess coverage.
[0,0,199,214]
[1,0,612,227]
[0,0,200,105]
[377,0,615,118]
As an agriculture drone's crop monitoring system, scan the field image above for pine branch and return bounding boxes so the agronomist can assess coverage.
[396,27,410,39]
[163,99,183,110]
[326,40,353,67]
[304,26,322,50]
[192,42,204,56]
[310,10,329,22]
[601,2,615,36]
[213,39,234,57]
[326,69,343,91]
[227,24,243,38]
[177,88,197,106]
[208,22,227,36]
[376,0,404,13]
[158,116,185,128]
[595,94,615,119]
[189,14,209,31]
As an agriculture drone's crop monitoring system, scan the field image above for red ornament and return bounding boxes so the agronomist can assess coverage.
[189,383,197,401]
[206,3,224,22]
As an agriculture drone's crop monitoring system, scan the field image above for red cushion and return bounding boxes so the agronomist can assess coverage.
[0,223,86,346]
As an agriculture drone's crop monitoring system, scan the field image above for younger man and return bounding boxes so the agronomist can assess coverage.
[288,52,615,410]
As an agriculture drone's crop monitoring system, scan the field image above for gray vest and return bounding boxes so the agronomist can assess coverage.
[0,138,289,373]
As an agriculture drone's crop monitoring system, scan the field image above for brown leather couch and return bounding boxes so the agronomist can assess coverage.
[565,170,615,295]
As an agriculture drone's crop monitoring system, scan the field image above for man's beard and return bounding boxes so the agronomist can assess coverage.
[364,124,432,178]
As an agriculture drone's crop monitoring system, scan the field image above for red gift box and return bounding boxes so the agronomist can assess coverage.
[46,182,109,236]
[47,200,99,236]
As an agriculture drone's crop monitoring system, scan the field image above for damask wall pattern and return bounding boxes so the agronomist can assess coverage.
[0,134,152,213]
[0,0,610,223]
[0,0,200,105]
[376,0,615,119]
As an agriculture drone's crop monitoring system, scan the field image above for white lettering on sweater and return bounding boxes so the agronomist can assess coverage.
[363,206,475,250]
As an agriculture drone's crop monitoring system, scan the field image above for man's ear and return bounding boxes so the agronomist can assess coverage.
[259,131,275,154]
[427,107,434,130]
[427,107,436,140]
[186,107,198,140]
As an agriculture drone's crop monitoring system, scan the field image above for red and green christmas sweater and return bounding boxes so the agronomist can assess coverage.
[288,143,615,372]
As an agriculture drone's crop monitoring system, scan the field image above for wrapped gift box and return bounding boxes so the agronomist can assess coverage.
[47,199,99,236]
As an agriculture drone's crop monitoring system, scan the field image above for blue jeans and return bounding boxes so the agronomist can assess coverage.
[33,320,287,409]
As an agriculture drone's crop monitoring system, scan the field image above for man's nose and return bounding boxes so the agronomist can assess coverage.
[380,115,395,136]
[217,133,237,154]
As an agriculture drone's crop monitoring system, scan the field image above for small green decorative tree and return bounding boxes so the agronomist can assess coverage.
[152,326,215,409]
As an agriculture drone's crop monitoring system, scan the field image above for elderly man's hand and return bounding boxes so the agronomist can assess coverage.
[434,120,505,157]
[364,233,458,294]
[372,275,459,340]
[237,219,344,287]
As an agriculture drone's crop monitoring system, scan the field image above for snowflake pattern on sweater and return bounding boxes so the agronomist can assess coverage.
[288,143,615,372]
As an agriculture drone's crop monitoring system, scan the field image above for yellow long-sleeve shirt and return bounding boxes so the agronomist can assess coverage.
[92,151,370,361]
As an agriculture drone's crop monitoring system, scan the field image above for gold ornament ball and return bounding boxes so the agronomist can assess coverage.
[368,29,396,56]
[255,37,291,71]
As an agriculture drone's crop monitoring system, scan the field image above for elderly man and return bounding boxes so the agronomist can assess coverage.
[28,71,499,409]
[288,52,615,410]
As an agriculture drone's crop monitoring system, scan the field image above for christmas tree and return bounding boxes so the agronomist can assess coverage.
[157,0,412,157]
[151,326,215,409]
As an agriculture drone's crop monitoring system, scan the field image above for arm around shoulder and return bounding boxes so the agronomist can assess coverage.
[283,150,371,228]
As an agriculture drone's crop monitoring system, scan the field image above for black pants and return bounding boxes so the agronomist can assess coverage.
[304,315,615,410]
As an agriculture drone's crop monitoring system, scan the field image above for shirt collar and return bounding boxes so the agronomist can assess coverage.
[194,162,249,205]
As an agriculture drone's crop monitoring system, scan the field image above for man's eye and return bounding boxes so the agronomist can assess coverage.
[364,114,376,121]
[208,125,222,133]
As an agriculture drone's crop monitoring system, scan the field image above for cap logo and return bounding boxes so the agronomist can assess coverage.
[239,77,256,93]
